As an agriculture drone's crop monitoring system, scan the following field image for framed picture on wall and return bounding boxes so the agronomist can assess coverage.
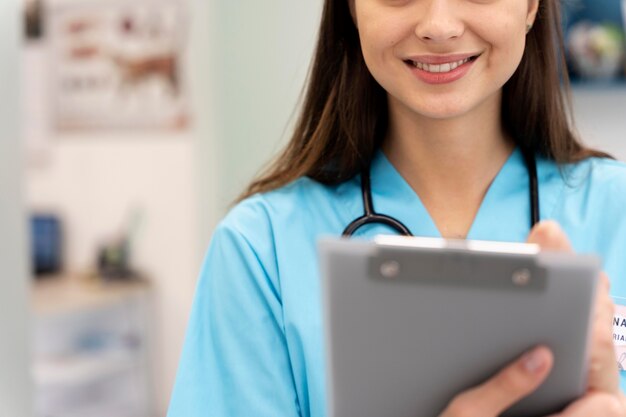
[562,0,626,83]
[47,0,190,131]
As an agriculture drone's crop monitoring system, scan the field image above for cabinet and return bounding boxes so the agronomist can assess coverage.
[31,276,153,417]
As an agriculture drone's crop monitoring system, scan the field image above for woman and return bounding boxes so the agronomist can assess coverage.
[168,0,626,415]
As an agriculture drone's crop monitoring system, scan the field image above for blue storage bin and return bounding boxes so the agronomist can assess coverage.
[31,214,63,276]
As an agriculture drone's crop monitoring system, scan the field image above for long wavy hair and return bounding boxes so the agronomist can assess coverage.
[240,0,608,200]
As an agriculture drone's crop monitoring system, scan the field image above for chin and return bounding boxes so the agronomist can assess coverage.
[410,101,474,120]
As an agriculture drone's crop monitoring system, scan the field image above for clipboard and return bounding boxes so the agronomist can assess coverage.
[319,236,600,417]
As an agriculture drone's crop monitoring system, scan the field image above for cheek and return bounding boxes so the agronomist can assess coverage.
[477,16,527,73]
[356,7,409,62]
[475,1,528,53]
[359,33,398,85]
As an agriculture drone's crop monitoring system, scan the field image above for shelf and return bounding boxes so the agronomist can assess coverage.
[570,79,626,91]
[33,349,140,387]
[32,274,150,316]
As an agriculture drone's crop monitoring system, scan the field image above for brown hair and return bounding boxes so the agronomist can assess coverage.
[240,0,609,200]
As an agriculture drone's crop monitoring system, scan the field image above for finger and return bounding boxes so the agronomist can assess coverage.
[526,220,573,252]
[440,346,553,417]
[587,272,620,394]
[546,392,623,417]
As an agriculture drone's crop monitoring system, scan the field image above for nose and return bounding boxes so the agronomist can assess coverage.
[414,0,464,42]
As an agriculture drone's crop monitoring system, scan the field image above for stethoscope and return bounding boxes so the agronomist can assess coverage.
[342,148,540,237]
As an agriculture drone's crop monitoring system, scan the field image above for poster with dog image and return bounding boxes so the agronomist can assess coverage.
[47,0,189,131]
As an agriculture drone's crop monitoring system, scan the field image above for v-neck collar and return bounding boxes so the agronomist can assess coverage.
[365,147,531,241]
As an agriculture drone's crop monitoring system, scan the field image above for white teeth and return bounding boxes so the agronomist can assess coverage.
[413,57,472,73]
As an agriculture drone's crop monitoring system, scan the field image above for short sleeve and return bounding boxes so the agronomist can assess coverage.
[598,170,626,297]
[603,198,626,392]
[167,218,300,417]
[584,160,626,393]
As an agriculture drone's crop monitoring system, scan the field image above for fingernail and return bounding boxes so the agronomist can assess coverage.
[523,348,547,374]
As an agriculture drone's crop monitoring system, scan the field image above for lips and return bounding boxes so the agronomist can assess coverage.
[404,54,481,74]
[403,53,481,85]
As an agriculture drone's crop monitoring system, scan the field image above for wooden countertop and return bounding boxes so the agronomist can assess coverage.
[32,274,150,316]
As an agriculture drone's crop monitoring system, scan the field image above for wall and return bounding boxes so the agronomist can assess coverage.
[572,87,626,160]
[0,0,34,415]
[198,0,323,242]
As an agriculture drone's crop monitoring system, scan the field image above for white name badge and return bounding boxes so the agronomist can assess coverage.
[614,312,626,346]
[612,298,626,370]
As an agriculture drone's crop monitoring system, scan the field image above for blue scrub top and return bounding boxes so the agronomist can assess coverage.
[168,148,626,417]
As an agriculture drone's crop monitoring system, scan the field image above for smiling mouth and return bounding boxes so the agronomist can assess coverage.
[405,55,480,74]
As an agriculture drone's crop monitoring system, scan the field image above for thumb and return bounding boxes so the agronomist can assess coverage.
[527,220,573,252]
[440,346,554,417]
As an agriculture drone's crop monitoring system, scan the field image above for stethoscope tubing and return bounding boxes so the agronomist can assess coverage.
[342,149,540,237]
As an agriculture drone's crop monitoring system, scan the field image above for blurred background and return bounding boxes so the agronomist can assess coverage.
[1,0,626,416]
